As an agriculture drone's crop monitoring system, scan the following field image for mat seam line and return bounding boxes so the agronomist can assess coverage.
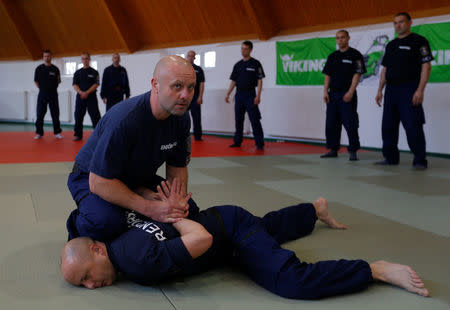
[159,286,178,310]
[29,192,39,223]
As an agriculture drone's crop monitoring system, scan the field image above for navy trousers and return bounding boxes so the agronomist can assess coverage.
[382,83,427,166]
[74,94,101,138]
[35,91,62,136]
[325,91,360,152]
[189,96,202,140]
[234,90,264,148]
[216,204,373,300]
[66,170,200,242]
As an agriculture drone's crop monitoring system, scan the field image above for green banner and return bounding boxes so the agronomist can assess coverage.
[276,37,336,85]
[412,22,450,83]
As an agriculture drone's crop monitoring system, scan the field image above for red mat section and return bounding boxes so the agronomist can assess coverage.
[0,131,328,164]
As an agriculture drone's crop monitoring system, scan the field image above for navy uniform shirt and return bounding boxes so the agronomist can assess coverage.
[100,65,130,101]
[230,57,265,91]
[105,207,231,285]
[322,47,366,92]
[74,91,191,189]
[382,33,433,84]
[34,64,61,93]
[73,67,100,94]
[192,63,205,99]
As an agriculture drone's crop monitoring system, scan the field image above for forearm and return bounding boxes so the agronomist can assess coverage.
[35,82,40,89]
[377,67,387,93]
[323,75,330,93]
[226,81,236,96]
[89,172,160,215]
[348,73,361,94]
[173,219,212,258]
[166,165,188,193]
[256,79,262,98]
[73,84,82,95]
[86,84,99,95]
[417,63,431,92]
[199,82,204,99]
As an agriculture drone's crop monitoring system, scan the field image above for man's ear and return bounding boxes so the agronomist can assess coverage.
[90,243,106,257]
[151,78,158,93]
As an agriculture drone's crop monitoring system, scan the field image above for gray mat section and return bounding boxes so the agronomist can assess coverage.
[0,153,449,309]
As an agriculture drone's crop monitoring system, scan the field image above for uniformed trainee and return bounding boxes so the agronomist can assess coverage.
[322,30,366,161]
[33,50,63,140]
[225,41,265,150]
[375,12,433,169]
[66,56,197,243]
[186,50,205,141]
[100,53,130,111]
[61,186,429,299]
[72,52,101,141]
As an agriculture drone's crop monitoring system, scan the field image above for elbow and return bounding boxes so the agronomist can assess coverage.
[200,231,213,251]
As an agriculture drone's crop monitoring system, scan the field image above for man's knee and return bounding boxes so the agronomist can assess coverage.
[76,195,127,241]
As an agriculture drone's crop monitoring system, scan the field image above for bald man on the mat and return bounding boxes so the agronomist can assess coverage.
[67,56,200,243]
[61,179,429,300]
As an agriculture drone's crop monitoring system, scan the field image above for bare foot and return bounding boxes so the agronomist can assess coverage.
[313,197,348,229]
[370,260,429,297]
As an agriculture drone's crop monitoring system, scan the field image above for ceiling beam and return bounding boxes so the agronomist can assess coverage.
[101,0,141,53]
[0,0,42,60]
[242,0,279,40]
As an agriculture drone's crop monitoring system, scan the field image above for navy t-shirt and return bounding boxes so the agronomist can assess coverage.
[105,207,231,285]
[74,91,191,189]
[192,63,205,99]
[73,67,100,94]
[322,47,366,92]
[230,57,265,91]
[382,33,433,84]
[34,64,60,93]
[100,65,130,101]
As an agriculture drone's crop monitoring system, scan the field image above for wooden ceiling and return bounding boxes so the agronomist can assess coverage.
[0,0,449,60]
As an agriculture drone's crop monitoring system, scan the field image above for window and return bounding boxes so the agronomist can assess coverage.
[65,61,77,75]
[64,60,98,75]
[204,51,216,68]
[194,54,201,66]
[176,53,185,59]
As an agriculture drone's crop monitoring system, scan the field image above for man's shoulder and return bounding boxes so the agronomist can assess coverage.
[349,47,364,58]
[250,57,262,65]
[410,32,429,44]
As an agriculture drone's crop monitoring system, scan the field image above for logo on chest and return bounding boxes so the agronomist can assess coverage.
[342,59,352,64]
[49,72,56,76]
[399,46,411,50]
[88,74,95,78]
[246,67,255,71]
[126,212,167,241]
[161,141,177,151]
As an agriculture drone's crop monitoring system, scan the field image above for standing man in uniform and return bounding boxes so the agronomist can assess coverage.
[321,30,366,161]
[72,52,101,141]
[66,56,197,243]
[100,53,130,111]
[225,41,265,150]
[33,50,63,140]
[186,50,205,141]
[375,12,433,169]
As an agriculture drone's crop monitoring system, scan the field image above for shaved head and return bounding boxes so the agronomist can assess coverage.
[153,55,193,78]
[150,55,196,119]
[61,237,116,289]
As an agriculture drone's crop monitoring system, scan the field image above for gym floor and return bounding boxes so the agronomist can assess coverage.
[0,123,448,309]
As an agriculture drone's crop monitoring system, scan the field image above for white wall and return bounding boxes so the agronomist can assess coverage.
[0,14,449,154]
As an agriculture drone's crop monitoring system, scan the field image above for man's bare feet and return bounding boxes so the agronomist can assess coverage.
[370,260,429,297]
[313,197,348,229]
